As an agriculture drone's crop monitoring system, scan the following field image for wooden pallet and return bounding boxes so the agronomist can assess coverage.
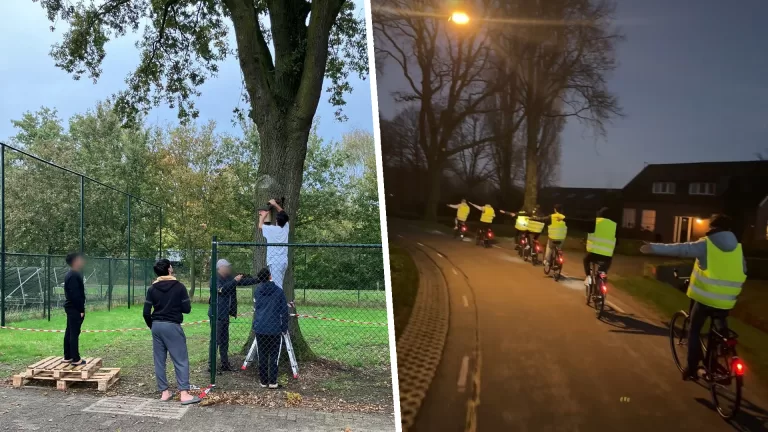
[13,357,119,392]
[25,356,103,380]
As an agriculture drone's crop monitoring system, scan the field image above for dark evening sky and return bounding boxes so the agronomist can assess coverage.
[375,0,768,188]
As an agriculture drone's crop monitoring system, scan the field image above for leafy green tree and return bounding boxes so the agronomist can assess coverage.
[36,0,369,355]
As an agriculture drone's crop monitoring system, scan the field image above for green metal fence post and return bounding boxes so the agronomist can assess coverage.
[1,144,5,326]
[108,258,113,311]
[79,176,85,254]
[46,255,51,321]
[159,208,163,259]
[209,236,218,385]
[127,196,132,309]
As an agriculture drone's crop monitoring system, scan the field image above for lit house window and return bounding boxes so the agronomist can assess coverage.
[689,182,716,196]
[622,208,636,228]
[652,182,676,194]
[641,210,656,231]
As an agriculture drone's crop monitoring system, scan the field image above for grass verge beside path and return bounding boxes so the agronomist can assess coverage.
[390,244,419,340]
[612,276,768,383]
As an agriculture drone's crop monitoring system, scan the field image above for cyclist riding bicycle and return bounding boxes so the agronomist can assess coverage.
[447,199,471,231]
[640,214,747,381]
[528,204,567,266]
[499,208,527,248]
[524,205,546,252]
[470,202,495,235]
[569,207,617,285]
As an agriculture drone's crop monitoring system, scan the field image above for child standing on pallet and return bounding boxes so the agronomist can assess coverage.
[63,252,86,366]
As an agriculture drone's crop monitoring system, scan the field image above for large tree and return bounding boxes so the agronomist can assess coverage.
[36,0,368,355]
[509,0,623,209]
[374,0,498,220]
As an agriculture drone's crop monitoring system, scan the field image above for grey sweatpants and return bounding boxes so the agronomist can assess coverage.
[151,321,191,392]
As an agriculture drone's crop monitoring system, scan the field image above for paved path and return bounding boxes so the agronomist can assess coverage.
[0,387,395,432]
[393,221,768,432]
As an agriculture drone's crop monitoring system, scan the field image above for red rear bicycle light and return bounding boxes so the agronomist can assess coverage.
[535,245,540,252]
[734,358,745,376]
[558,256,564,264]
[601,284,607,293]
[522,238,526,244]
[487,231,494,239]
[461,225,467,232]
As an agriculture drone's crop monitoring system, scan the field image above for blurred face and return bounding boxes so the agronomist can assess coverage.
[72,256,85,271]
[218,265,232,277]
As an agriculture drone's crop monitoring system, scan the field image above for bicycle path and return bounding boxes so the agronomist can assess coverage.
[393,221,768,432]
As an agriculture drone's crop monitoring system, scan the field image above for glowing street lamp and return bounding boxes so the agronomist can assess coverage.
[449,11,470,25]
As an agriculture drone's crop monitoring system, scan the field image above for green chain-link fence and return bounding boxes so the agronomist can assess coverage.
[207,238,388,388]
[0,143,162,324]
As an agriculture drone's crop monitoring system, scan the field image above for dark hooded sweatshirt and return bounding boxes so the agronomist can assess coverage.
[143,278,192,329]
[252,281,289,335]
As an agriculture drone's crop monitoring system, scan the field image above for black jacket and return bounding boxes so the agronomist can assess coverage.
[208,274,260,320]
[143,279,191,328]
[63,270,86,313]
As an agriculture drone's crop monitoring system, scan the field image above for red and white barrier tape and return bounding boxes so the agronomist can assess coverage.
[0,313,386,333]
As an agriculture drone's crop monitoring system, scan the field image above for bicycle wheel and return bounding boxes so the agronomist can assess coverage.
[543,259,551,275]
[595,290,605,319]
[710,346,742,419]
[553,265,562,282]
[669,311,689,373]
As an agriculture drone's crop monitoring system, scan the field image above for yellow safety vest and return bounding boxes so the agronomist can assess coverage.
[515,213,529,231]
[586,218,616,257]
[480,206,495,223]
[456,204,470,222]
[688,238,746,310]
[527,218,545,233]
[548,212,567,241]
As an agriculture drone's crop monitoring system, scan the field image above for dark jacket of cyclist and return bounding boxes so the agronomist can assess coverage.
[641,214,747,380]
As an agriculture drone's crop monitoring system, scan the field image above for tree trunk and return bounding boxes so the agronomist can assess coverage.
[423,156,443,221]
[243,116,315,360]
[523,114,540,211]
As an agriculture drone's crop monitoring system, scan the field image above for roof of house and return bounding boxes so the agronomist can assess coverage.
[538,187,622,218]
[623,160,768,207]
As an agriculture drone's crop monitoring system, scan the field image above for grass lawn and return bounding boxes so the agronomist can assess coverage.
[389,244,419,340]
[612,276,768,382]
[0,303,390,385]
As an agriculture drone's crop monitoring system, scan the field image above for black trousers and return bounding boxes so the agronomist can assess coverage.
[256,333,282,385]
[687,301,729,372]
[64,308,84,361]
[216,320,230,365]
[583,253,613,276]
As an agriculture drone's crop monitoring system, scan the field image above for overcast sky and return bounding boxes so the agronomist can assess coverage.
[375,0,768,188]
[0,1,374,144]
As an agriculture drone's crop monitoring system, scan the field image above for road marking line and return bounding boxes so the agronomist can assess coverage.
[437,252,444,258]
[493,245,501,249]
[457,356,469,392]
[452,268,459,276]
[462,296,469,307]
[606,300,626,314]
[397,234,403,238]
[417,242,424,247]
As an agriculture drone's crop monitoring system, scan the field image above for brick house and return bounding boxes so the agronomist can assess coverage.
[620,161,768,245]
